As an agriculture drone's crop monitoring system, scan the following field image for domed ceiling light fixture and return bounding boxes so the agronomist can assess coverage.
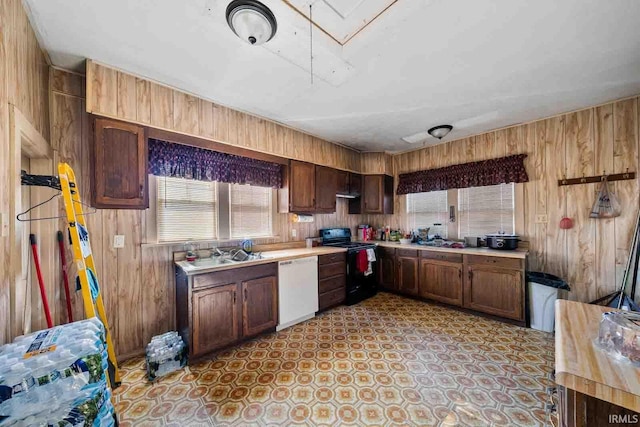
[428,125,453,140]
[226,0,277,45]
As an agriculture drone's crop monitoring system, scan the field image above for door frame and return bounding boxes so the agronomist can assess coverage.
[8,105,56,337]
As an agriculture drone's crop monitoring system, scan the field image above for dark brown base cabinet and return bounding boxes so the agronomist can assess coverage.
[377,248,525,324]
[318,252,347,311]
[176,263,278,358]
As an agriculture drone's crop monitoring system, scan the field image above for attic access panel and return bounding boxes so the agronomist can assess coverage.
[283,0,398,45]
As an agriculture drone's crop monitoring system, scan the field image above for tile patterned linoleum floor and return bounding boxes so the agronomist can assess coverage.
[114,292,556,426]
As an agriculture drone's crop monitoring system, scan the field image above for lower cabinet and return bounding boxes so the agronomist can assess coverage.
[177,263,278,358]
[318,252,347,311]
[397,249,419,296]
[463,262,524,321]
[192,284,240,357]
[377,247,397,291]
[419,260,463,306]
[242,276,278,336]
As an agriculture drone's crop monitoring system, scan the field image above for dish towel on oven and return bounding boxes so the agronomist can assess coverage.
[364,248,376,276]
[356,250,368,273]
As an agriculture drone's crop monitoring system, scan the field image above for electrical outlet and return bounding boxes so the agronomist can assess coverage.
[291,229,297,238]
[113,235,125,248]
[1,212,8,237]
[535,214,548,224]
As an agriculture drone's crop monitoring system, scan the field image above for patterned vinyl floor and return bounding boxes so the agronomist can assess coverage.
[114,292,556,426]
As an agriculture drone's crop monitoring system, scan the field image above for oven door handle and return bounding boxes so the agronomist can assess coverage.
[346,263,349,275]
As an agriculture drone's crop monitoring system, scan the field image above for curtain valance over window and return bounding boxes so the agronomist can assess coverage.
[396,154,528,195]
[148,138,283,188]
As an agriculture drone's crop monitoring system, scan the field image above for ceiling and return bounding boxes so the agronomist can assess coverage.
[25,0,640,152]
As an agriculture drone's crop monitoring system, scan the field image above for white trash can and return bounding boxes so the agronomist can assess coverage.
[526,272,569,332]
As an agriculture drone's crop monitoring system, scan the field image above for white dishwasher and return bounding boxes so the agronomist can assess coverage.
[277,256,318,331]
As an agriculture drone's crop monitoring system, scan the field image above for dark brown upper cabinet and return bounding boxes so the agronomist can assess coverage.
[349,174,394,214]
[315,166,337,213]
[288,160,316,213]
[285,160,338,214]
[92,117,148,209]
[336,170,361,198]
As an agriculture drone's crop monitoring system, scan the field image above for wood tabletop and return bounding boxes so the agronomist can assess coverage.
[555,300,640,412]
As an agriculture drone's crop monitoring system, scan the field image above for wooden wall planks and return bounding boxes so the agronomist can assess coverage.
[86,61,362,173]
[0,0,51,344]
[392,97,640,303]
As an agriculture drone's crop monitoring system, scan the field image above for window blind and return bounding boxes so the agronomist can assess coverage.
[229,184,273,238]
[458,183,514,238]
[406,190,449,238]
[157,176,218,242]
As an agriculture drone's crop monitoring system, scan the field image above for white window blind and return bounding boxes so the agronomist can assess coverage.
[458,183,514,238]
[157,177,218,242]
[229,184,273,238]
[406,191,448,238]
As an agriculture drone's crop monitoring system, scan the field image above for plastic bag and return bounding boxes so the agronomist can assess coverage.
[590,178,621,218]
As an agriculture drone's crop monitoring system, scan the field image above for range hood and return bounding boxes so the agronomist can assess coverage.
[336,192,358,199]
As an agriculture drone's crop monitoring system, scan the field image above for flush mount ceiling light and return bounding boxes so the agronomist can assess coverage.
[427,125,453,140]
[226,0,277,45]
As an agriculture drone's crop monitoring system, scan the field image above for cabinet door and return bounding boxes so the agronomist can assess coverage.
[242,275,278,337]
[336,170,350,194]
[93,118,148,209]
[362,175,383,213]
[192,284,239,356]
[378,250,397,290]
[464,266,523,320]
[315,166,337,212]
[397,256,419,296]
[419,260,463,306]
[289,160,316,212]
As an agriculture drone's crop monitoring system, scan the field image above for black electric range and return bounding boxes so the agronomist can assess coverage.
[320,228,378,305]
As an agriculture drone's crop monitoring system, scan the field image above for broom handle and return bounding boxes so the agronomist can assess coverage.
[30,234,53,328]
[617,209,640,308]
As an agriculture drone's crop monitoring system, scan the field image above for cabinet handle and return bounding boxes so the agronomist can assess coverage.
[233,291,236,304]
[468,269,472,281]
[244,288,248,301]
[139,184,144,198]
[458,269,461,278]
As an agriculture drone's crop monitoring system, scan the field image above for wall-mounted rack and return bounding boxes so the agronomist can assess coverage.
[558,170,636,187]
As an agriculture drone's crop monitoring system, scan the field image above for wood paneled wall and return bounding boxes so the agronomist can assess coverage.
[0,0,51,344]
[86,61,361,173]
[52,69,365,359]
[361,152,394,175]
[390,97,640,303]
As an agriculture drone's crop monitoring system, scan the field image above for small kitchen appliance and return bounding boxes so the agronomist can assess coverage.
[485,233,519,250]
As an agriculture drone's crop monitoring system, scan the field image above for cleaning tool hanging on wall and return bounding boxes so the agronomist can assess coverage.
[29,234,53,328]
[590,176,621,218]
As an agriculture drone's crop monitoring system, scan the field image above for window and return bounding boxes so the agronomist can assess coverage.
[229,184,273,238]
[406,190,449,238]
[154,176,275,242]
[458,183,515,238]
[157,176,218,242]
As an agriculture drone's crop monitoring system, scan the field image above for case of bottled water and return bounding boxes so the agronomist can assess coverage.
[0,318,116,426]
[145,331,187,381]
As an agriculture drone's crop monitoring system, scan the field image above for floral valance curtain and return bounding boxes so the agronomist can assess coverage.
[396,154,528,195]
[148,138,283,188]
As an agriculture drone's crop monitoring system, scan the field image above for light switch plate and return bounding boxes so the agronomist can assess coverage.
[291,229,297,238]
[1,212,8,237]
[535,214,548,224]
[113,235,125,248]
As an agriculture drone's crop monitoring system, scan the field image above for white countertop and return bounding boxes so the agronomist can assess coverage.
[374,241,528,259]
[176,246,347,275]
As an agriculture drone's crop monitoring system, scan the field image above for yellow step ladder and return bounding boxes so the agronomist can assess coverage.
[58,162,121,386]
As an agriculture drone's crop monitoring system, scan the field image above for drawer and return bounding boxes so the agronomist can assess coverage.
[465,255,524,270]
[318,252,346,265]
[192,263,277,288]
[319,261,346,280]
[396,249,418,258]
[420,251,462,263]
[319,275,346,294]
[319,287,345,310]
[378,247,396,257]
